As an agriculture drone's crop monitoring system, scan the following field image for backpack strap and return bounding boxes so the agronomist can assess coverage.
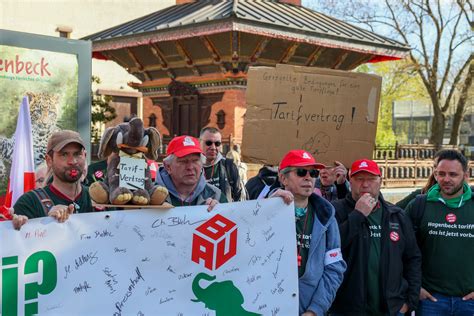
[31,188,55,217]
[223,158,235,187]
[410,194,427,240]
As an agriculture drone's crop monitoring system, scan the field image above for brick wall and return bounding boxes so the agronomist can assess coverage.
[143,97,170,136]
[202,89,247,145]
[142,88,247,145]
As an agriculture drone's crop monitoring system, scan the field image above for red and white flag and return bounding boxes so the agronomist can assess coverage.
[2,96,36,212]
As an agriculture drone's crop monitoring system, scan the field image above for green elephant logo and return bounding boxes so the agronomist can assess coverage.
[191,272,261,316]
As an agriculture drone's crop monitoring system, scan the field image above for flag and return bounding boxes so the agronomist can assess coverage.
[2,96,36,211]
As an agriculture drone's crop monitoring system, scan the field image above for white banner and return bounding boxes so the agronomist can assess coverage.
[0,198,298,316]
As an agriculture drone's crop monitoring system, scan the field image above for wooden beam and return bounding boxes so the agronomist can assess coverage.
[231,31,240,72]
[200,35,227,73]
[102,51,129,70]
[332,51,349,69]
[305,46,325,67]
[279,42,300,64]
[175,40,200,76]
[149,43,168,69]
[346,54,373,70]
[250,37,270,63]
[244,37,270,73]
[149,43,175,79]
[126,48,151,81]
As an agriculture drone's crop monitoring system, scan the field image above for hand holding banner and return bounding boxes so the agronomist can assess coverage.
[0,199,298,315]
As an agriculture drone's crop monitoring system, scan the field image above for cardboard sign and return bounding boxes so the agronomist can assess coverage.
[0,199,298,315]
[118,156,147,190]
[242,64,382,166]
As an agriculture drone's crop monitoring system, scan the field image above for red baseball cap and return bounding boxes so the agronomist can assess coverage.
[350,159,381,176]
[279,150,325,171]
[166,135,203,158]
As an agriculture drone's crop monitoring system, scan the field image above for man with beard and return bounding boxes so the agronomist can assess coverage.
[405,150,474,315]
[14,130,93,221]
[199,127,242,201]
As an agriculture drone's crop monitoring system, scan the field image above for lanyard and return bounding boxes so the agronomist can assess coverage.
[297,209,310,267]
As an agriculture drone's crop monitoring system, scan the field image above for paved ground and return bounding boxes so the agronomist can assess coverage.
[381,187,419,204]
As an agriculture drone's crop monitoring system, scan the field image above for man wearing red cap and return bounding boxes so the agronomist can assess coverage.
[155,135,226,210]
[330,159,421,316]
[271,150,346,316]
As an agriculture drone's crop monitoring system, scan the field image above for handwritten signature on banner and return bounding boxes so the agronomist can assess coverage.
[0,199,298,315]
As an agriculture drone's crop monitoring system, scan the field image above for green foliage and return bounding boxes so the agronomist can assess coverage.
[0,163,9,196]
[356,60,429,147]
[57,68,79,130]
[91,76,116,143]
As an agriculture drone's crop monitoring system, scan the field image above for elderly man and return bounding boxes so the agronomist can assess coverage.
[271,150,346,316]
[405,150,474,315]
[330,159,421,316]
[315,161,350,202]
[14,130,93,222]
[156,135,226,209]
[199,127,242,201]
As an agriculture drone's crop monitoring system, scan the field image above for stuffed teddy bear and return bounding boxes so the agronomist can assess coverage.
[89,117,168,205]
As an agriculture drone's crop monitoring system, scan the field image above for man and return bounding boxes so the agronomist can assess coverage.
[14,130,93,221]
[405,150,474,315]
[35,163,48,188]
[315,161,350,202]
[246,165,281,200]
[271,150,346,316]
[199,127,242,201]
[330,158,421,316]
[156,135,226,209]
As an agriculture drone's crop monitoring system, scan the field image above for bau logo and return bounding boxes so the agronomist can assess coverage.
[1,251,57,316]
[192,214,238,271]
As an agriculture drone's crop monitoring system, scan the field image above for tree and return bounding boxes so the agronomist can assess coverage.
[357,60,429,146]
[306,0,473,146]
[91,76,116,143]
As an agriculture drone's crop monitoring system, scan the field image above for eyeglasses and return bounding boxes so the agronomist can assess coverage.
[205,140,222,147]
[287,168,319,178]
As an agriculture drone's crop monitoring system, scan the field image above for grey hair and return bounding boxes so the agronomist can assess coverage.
[279,167,292,175]
[163,154,176,165]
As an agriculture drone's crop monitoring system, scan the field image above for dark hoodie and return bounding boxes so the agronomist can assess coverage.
[155,167,227,206]
[245,166,281,200]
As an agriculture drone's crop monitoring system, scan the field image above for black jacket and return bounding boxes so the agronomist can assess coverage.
[245,166,281,200]
[207,158,242,202]
[330,194,421,316]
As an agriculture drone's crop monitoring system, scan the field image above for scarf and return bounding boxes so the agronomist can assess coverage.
[427,183,472,208]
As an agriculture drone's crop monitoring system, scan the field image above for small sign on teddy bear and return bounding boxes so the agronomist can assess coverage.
[89,117,169,206]
[119,156,147,190]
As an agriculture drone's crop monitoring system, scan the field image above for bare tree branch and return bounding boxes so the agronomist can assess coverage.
[442,54,473,112]
[438,6,463,95]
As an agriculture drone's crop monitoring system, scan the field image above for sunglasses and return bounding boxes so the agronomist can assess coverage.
[205,140,222,147]
[289,168,319,178]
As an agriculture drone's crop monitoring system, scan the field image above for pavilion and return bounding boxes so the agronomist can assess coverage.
[84,0,408,148]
